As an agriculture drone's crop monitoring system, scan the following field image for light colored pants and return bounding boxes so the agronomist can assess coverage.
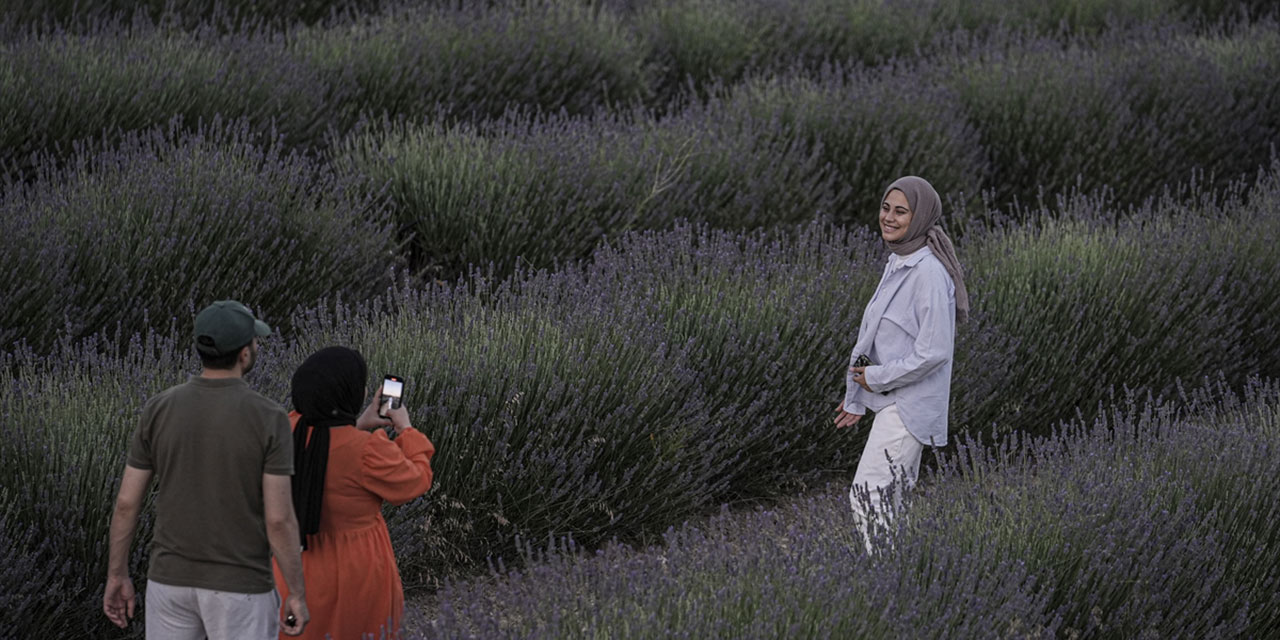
[848,404,924,551]
[146,580,280,640]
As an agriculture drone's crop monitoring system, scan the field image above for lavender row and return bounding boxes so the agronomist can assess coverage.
[0,1,651,173]
[0,0,385,29]
[2,3,1275,178]
[628,0,1264,102]
[417,379,1280,639]
[335,106,852,277]
[0,118,398,353]
[952,20,1280,208]
[4,0,1266,46]
[4,169,1279,636]
[7,9,1275,354]
[338,23,1280,276]
[957,165,1280,434]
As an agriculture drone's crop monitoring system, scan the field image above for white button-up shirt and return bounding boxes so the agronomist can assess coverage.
[845,246,956,447]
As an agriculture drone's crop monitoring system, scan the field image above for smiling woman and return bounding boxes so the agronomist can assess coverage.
[879,189,915,243]
[834,175,968,551]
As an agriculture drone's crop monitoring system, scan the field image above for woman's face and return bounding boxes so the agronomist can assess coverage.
[879,189,913,243]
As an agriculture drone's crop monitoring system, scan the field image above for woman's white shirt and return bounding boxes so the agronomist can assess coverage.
[844,246,956,447]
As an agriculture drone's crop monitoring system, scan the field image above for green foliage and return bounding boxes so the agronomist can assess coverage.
[959,173,1280,433]
[708,64,989,224]
[5,168,1280,634]
[0,0,387,29]
[420,380,1280,638]
[949,28,1277,210]
[2,2,1278,637]
[291,1,651,127]
[634,0,770,96]
[0,119,398,352]
[932,0,1174,35]
[335,111,845,277]
[0,23,327,174]
[285,283,722,581]
[0,333,189,639]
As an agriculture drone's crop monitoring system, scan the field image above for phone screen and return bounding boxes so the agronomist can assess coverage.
[380,375,404,417]
[382,376,403,399]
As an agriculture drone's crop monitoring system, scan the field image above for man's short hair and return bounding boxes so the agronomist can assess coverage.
[198,344,244,370]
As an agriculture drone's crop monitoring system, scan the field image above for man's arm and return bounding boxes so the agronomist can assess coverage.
[104,465,152,628]
[264,473,309,636]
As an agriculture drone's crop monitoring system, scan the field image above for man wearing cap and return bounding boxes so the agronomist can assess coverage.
[104,300,310,638]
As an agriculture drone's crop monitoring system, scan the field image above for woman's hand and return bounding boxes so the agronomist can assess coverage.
[356,389,393,432]
[834,400,863,429]
[849,366,872,392]
[386,403,412,435]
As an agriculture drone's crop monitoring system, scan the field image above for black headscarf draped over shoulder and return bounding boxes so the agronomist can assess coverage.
[290,346,367,548]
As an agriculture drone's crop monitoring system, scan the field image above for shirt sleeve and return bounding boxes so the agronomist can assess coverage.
[262,407,294,476]
[125,402,155,470]
[843,348,868,415]
[865,268,955,393]
[360,428,435,505]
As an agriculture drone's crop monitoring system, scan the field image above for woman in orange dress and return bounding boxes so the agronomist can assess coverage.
[274,346,434,640]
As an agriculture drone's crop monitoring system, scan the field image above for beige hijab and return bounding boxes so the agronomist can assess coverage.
[882,176,969,323]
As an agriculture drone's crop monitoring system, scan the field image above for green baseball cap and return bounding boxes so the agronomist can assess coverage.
[194,300,272,356]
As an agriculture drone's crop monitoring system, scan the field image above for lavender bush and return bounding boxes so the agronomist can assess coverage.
[0,19,329,174]
[0,118,398,352]
[291,0,651,128]
[283,275,729,582]
[908,379,1280,637]
[0,0,387,29]
[949,22,1279,210]
[335,110,846,276]
[1,4,1275,219]
[4,171,1279,636]
[2,2,1277,638]
[698,61,988,224]
[418,379,1280,639]
[3,2,1274,179]
[959,165,1280,434]
[1190,20,1280,152]
[0,332,186,639]
[336,24,1280,280]
[630,0,1257,102]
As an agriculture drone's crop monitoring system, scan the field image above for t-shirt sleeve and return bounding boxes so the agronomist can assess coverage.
[262,407,294,476]
[126,400,156,470]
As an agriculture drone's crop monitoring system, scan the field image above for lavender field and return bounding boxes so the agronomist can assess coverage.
[2,1,1279,638]
[418,380,1280,639]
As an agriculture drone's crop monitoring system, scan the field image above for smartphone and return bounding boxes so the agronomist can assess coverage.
[379,374,404,418]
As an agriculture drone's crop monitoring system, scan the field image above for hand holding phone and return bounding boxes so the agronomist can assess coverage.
[850,355,887,395]
[378,374,403,419]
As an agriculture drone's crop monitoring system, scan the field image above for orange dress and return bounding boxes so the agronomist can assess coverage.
[274,412,434,640]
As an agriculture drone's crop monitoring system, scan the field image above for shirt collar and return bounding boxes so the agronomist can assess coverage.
[888,246,932,272]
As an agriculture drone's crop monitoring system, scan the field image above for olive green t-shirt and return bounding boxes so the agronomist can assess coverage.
[127,376,293,593]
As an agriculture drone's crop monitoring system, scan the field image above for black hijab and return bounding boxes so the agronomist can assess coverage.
[290,346,367,549]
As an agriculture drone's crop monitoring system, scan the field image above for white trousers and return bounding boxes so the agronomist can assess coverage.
[848,404,924,550]
[145,580,280,640]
